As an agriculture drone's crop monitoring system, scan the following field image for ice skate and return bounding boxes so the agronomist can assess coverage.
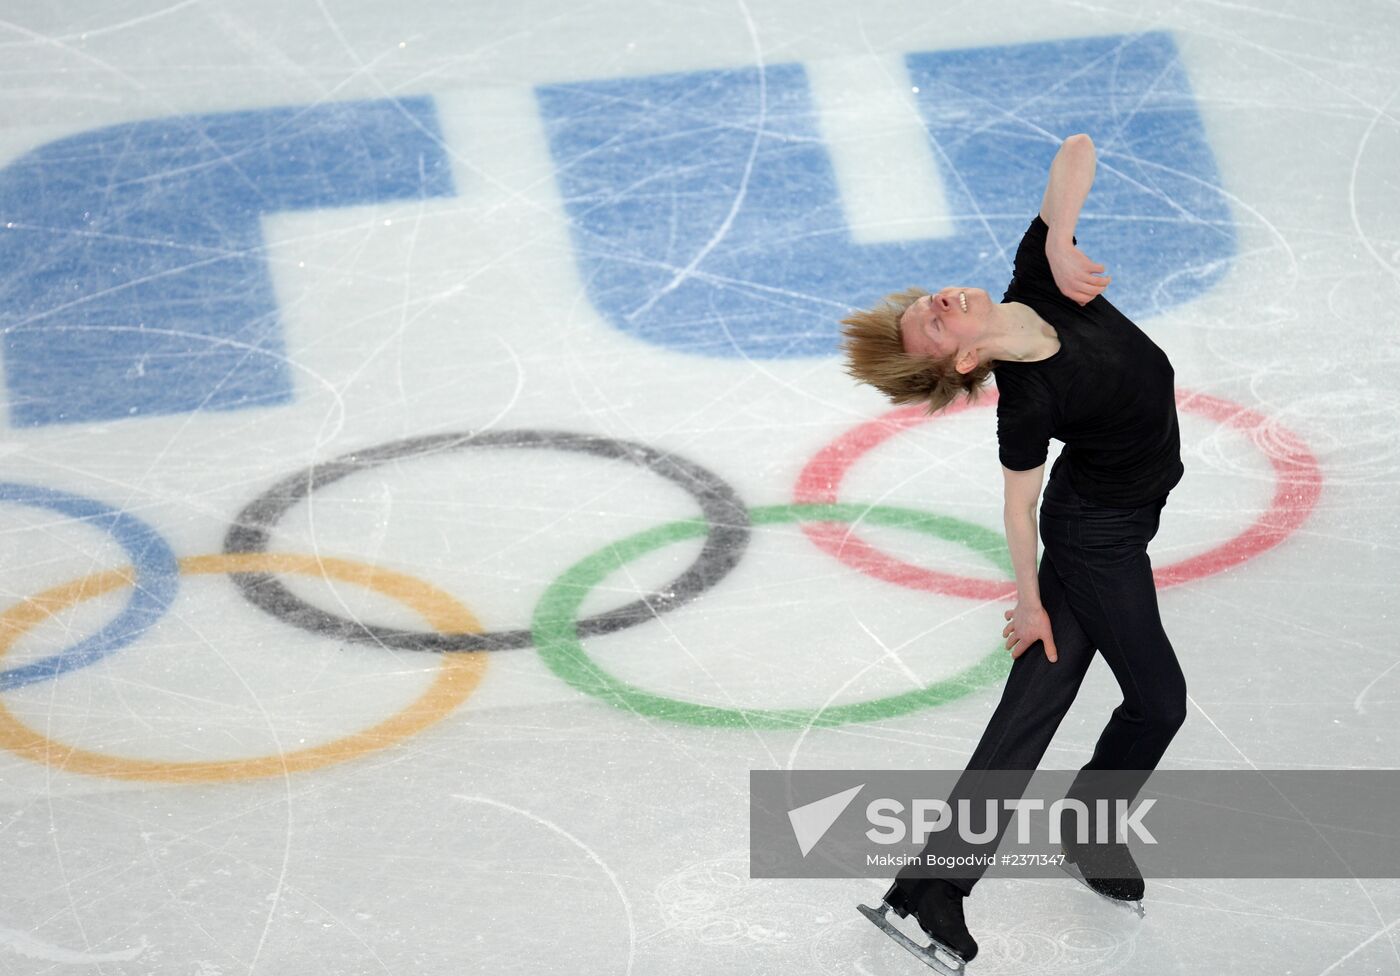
[858,880,976,974]
[1059,838,1146,918]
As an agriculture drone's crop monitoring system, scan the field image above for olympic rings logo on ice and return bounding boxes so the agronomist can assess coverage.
[0,388,1322,783]
[796,390,1324,598]
[0,553,485,784]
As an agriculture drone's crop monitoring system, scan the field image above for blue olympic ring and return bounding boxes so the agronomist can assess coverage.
[0,483,179,691]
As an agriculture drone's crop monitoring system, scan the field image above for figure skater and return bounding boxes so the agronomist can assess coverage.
[840,133,1188,971]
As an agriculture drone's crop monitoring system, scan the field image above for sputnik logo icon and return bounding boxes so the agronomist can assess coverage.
[787,784,864,857]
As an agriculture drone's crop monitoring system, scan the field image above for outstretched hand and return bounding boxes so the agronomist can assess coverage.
[1003,604,1058,662]
[1046,238,1111,305]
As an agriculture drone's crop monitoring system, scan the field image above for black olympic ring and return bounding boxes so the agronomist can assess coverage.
[221,429,752,652]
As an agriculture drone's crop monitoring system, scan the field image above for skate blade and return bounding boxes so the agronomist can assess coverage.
[857,902,967,975]
[1057,860,1146,918]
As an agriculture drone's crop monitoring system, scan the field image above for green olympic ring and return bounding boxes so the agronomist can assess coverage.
[532,503,1013,729]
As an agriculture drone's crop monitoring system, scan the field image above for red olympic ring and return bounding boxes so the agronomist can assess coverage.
[794,388,1322,599]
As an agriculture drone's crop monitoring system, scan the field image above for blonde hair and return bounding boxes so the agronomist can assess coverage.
[840,286,996,415]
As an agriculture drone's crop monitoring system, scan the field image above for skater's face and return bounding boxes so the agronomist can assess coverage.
[899,287,984,374]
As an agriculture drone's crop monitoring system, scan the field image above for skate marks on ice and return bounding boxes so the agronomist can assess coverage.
[656,851,834,947]
[972,914,1142,976]
[0,924,148,965]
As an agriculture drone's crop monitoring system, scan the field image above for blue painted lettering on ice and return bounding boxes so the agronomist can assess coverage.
[0,97,454,426]
[538,32,1232,358]
[0,34,1232,426]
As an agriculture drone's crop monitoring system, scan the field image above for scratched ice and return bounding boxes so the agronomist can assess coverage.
[1,1,1398,974]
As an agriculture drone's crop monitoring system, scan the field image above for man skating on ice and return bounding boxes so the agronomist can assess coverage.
[840,133,1188,971]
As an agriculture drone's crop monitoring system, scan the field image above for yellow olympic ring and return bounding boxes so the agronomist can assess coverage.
[0,553,486,783]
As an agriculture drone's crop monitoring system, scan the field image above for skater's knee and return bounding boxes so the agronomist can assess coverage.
[1149,686,1188,733]
[1130,685,1186,734]
[1161,698,1187,732]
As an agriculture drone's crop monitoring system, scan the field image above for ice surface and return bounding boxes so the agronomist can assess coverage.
[1,1,1399,973]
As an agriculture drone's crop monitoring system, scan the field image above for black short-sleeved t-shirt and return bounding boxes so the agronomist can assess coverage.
[994,215,1184,508]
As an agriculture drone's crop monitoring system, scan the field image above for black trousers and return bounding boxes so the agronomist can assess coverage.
[896,462,1187,899]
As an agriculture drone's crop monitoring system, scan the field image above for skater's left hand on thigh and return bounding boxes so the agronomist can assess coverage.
[1003,604,1058,662]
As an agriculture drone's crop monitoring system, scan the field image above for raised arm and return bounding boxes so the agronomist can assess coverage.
[1038,134,1111,306]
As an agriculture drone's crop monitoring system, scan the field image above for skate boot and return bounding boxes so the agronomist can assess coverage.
[1060,836,1146,916]
[858,879,977,974]
[912,880,979,962]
